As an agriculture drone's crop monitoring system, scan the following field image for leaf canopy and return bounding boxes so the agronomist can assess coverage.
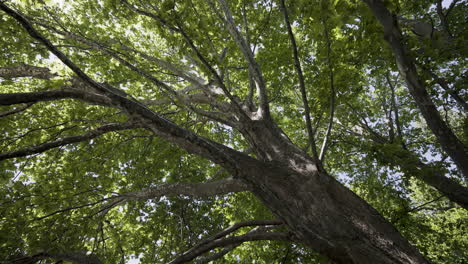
[0,0,467,263]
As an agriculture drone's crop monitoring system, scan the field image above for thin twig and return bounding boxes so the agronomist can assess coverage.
[319,19,336,162]
[280,0,319,161]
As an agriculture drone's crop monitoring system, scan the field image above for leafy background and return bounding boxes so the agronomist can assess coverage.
[1,0,466,263]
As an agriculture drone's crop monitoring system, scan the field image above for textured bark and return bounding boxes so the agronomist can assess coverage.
[232,119,429,264]
[248,168,427,264]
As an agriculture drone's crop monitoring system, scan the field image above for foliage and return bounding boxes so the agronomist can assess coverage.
[0,0,466,263]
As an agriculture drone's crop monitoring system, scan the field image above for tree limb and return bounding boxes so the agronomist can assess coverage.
[33,22,182,100]
[215,0,270,118]
[362,0,468,178]
[436,0,461,38]
[0,2,251,174]
[0,121,141,161]
[385,72,404,142]
[0,89,113,107]
[383,147,468,210]
[198,219,283,243]
[194,244,240,264]
[346,94,468,209]
[29,28,233,121]
[16,178,243,222]
[34,4,237,127]
[0,103,34,118]
[0,64,57,79]
[170,231,292,264]
[34,196,116,221]
[0,3,126,102]
[346,102,388,144]
[35,19,202,87]
[120,1,248,120]
[436,0,452,38]
[121,178,252,201]
[280,0,319,162]
[417,64,468,112]
[169,221,289,264]
[57,37,235,125]
[318,19,336,162]
[142,92,224,108]
[393,195,445,223]
[240,2,256,110]
[6,251,102,264]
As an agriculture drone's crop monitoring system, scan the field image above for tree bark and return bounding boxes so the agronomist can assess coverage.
[232,119,429,264]
[247,167,427,263]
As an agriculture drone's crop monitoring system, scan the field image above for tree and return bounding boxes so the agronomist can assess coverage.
[0,0,466,263]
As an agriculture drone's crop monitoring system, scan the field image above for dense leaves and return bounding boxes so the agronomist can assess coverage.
[0,0,466,263]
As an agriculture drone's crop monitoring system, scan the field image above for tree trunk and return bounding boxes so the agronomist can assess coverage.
[231,119,429,264]
[0,3,430,262]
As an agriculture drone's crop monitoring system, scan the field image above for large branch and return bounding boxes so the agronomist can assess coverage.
[351,109,468,209]
[169,220,288,264]
[38,179,251,219]
[193,244,239,264]
[0,2,249,173]
[0,64,57,79]
[170,232,291,264]
[435,0,460,39]
[280,0,319,162]
[196,219,283,242]
[35,19,204,86]
[7,251,102,264]
[0,4,132,104]
[34,26,236,127]
[0,121,140,161]
[0,89,113,106]
[349,100,468,208]
[37,28,233,118]
[121,178,252,200]
[0,103,34,118]
[36,6,244,126]
[35,196,115,221]
[142,92,223,107]
[371,142,468,210]
[38,22,181,99]
[216,0,270,118]
[35,13,239,126]
[362,0,468,178]
[121,1,248,120]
